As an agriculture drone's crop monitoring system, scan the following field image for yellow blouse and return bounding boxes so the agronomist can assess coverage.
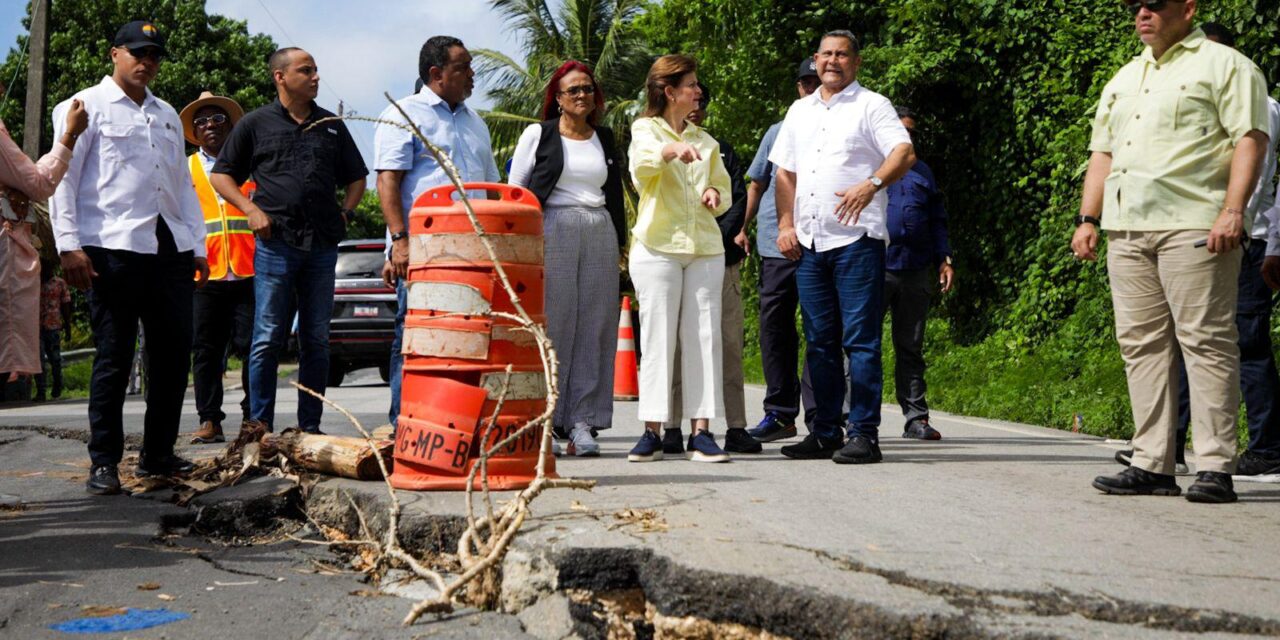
[628,116,730,255]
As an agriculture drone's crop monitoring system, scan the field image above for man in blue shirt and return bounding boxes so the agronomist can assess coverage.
[739,59,821,443]
[883,106,953,440]
[374,36,500,431]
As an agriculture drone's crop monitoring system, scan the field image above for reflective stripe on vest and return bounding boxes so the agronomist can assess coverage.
[189,153,256,280]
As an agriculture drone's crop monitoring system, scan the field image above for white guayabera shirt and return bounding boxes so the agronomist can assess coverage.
[768,80,911,252]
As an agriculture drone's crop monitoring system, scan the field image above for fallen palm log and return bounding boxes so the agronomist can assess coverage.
[262,431,394,481]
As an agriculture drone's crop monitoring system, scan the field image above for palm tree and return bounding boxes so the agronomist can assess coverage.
[473,0,653,167]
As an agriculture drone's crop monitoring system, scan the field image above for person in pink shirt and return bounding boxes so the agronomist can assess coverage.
[0,80,87,385]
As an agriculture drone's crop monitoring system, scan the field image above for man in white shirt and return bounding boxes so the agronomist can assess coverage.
[50,21,209,495]
[769,30,915,464]
[373,36,499,433]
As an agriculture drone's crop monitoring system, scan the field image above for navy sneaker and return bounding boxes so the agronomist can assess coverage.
[688,430,731,463]
[833,436,883,464]
[662,428,685,455]
[1236,450,1280,476]
[748,413,798,443]
[628,430,664,462]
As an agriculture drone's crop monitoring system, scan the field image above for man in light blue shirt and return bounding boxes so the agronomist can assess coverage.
[374,35,499,430]
[739,58,820,444]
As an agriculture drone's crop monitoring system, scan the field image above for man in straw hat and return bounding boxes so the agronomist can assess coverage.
[181,91,255,445]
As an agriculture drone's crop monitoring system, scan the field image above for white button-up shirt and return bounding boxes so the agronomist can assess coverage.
[769,81,911,252]
[50,76,205,257]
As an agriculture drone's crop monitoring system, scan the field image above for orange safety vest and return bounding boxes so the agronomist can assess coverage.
[189,153,256,280]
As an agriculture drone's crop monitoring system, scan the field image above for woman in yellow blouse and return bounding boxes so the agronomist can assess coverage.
[627,54,733,463]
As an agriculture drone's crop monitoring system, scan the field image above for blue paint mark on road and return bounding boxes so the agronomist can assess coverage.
[50,608,189,634]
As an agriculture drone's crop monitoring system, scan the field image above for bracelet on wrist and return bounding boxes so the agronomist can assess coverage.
[1222,207,1244,216]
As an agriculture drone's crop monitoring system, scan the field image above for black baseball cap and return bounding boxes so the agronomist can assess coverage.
[797,58,818,80]
[113,20,167,53]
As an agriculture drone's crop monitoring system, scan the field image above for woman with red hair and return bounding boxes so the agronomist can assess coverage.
[508,60,627,457]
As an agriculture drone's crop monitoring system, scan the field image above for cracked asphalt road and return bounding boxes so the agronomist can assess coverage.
[3,368,1279,638]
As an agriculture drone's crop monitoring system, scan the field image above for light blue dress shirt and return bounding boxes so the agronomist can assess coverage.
[373,86,499,254]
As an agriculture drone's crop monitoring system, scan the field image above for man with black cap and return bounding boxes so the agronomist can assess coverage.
[50,20,210,495]
[738,59,822,444]
[181,91,255,445]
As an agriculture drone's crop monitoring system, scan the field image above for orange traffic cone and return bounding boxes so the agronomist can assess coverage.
[613,296,639,401]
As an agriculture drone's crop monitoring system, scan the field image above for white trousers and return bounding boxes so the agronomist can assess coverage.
[629,242,724,422]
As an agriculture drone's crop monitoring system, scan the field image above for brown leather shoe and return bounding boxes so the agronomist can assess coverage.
[191,420,225,444]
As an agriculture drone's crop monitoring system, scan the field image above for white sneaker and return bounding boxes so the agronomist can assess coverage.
[1175,462,1190,476]
[567,425,600,457]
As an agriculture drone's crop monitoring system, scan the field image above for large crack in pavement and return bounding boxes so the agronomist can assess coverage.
[0,425,143,450]
[780,543,1280,637]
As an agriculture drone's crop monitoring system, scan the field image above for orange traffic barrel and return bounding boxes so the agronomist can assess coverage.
[391,183,555,491]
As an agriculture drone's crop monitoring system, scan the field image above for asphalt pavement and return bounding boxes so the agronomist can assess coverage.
[2,367,1278,638]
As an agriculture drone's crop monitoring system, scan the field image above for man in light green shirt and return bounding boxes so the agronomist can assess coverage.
[1071,0,1270,504]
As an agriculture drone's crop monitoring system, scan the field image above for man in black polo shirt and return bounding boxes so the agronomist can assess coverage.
[211,47,367,434]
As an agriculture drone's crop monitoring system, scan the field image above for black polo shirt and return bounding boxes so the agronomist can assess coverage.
[213,99,368,251]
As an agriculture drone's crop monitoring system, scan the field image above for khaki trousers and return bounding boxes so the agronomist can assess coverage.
[1107,230,1240,474]
[670,262,748,429]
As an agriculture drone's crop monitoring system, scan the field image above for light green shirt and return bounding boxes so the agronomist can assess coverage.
[628,117,730,255]
[1089,28,1271,231]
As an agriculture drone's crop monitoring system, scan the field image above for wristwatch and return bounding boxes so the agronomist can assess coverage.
[340,208,355,224]
[1074,215,1101,227]
[390,230,409,242]
[868,176,884,190]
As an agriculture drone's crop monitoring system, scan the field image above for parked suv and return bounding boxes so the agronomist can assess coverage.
[328,240,397,386]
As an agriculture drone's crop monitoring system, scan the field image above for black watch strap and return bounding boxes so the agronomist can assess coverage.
[390,230,409,242]
[1074,215,1101,227]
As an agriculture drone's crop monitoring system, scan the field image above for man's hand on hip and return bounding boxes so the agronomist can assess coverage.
[60,250,98,291]
[834,180,876,226]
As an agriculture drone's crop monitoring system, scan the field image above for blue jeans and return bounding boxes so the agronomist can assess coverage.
[795,238,885,441]
[248,238,337,431]
[388,279,407,427]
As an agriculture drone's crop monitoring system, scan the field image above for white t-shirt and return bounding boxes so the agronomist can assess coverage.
[508,123,607,209]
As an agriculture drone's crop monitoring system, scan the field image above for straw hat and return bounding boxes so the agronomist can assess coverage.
[179,91,244,146]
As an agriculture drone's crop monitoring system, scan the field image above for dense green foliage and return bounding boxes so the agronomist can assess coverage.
[0,0,278,153]
[639,0,1280,439]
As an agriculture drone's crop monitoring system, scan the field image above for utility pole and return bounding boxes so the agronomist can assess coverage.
[23,0,50,160]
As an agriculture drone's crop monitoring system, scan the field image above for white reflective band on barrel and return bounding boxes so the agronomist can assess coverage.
[479,372,546,400]
[410,234,543,266]
[406,281,492,314]
[402,327,490,361]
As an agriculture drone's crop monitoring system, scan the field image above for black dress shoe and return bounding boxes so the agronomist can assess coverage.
[86,465,121,495]
[136,454,196,478]
[662,428,685,455]
[1092,466,1180,496]
[833,435,883,464]
[1185,471,1237,504]
[723,428,762,454]
[780,433,843,460]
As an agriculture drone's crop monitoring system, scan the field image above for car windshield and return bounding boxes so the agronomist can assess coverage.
[335,251,385,278]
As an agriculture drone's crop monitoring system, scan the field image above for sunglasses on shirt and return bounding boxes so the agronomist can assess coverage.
[193,113,229,129]
[558,85,596,98]
[1123,0,1185,15]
